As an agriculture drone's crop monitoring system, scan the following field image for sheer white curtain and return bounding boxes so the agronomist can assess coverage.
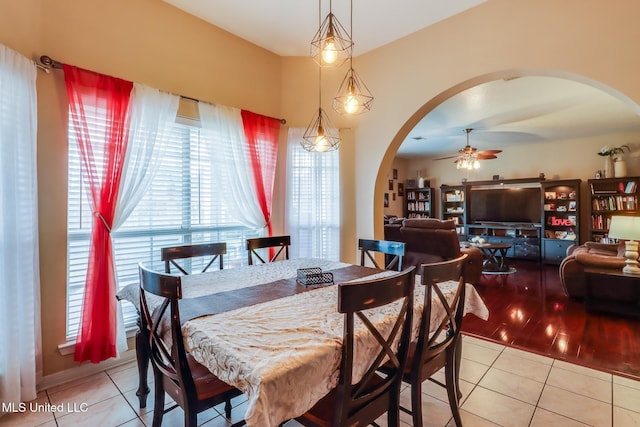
[198,102,266,230]
[0,44,41,407]
[286,128,341,260]
[112,83,179,352]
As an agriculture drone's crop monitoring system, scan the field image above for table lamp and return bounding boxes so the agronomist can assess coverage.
[607,215,640,275]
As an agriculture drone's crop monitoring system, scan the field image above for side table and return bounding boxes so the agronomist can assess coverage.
[584,267,640,317]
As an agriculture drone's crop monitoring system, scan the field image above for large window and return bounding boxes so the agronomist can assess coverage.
[286,128,341,260]
[66,116,261,340]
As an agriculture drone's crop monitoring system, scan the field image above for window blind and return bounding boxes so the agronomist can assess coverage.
[286,129,341,261]
[67,115,261,340]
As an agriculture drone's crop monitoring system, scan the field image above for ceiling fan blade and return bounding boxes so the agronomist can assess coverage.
[476,154,498,160]
[478,149,502,155]
[435,154,459,160]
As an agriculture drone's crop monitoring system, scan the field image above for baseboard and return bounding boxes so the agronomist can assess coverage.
[38,349,137,391]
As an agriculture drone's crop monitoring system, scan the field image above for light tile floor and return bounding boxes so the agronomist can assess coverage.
[2,335,639,427]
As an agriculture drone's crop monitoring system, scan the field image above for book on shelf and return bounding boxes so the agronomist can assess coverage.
[624,180,638,194]
[407,201,430,211]
[591,195,638,211]
[590,180,638,195]
[591,214,611,231]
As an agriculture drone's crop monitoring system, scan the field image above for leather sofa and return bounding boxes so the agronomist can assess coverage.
[559,241,628,299]
[384,218,483,284]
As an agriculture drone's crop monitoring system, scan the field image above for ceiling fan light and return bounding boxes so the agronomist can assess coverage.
[455,128,483,171]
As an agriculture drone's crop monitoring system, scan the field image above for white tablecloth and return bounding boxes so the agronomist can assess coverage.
[183,271,489,427]
[118,258,351,313]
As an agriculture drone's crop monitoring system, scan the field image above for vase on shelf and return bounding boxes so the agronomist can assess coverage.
[603,156,614,178]
[418,176,425,188]
[614,157,627,178]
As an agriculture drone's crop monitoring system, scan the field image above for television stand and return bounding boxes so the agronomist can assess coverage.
[466,223,541,262]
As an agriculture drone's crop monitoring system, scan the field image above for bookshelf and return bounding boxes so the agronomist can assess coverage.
[405,187,433,218]
[588,177,639,242]
[541,179,581,264]
[440,185,465,235]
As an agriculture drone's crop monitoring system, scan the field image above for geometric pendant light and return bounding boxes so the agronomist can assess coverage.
[332,0,373,115]
[302,68,341,152]
[333,66,374,115]
[301,107,341,152]
[310,0,352,67]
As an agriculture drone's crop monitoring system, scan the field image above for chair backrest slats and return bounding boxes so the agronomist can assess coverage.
[246,235,291,265]
[138,263,194,390]
[334,266,416,426]
[415,254,467,372]
[358,238,405,271]
[161,242,227,274]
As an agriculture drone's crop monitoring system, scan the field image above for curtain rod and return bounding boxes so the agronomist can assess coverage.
[38,55,287,125]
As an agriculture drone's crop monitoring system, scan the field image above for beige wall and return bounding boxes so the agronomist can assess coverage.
[350,0,640,245]
[3,0,640,379]
[383,158,410,218]
[281,0,640,256]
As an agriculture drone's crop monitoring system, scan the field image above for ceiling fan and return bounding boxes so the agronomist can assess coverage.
[435,128,502,168]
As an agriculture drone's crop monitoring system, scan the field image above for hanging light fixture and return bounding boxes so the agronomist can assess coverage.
[456,128,481,170]
[302,68,341,152]
[310,0,352,67]
[333,0,373,115]
[333,68,374,115]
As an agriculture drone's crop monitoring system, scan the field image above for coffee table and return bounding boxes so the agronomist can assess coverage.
[472,242,512,272]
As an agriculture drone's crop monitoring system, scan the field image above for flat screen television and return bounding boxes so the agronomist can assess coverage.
[468,187,542,225]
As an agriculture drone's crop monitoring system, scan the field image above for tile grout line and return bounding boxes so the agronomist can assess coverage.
[105,370,147,427]
[462,338,619,427]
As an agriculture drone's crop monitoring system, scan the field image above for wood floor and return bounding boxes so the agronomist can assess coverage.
[462,259,640,381]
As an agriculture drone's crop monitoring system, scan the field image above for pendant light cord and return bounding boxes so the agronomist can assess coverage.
[318,65,322,109]
[349,0,354,70]
[318,0,323,118]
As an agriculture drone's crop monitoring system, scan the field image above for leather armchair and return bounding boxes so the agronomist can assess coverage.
[385,218,483,284]
[559,241,626,298]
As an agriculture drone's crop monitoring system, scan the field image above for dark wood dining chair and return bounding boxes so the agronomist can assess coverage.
[358,238,405,271]
[380,254,467,427]
[138,262,244,427]
[246,235,290,265]
[295,266,416,427]
[161,242,226,274]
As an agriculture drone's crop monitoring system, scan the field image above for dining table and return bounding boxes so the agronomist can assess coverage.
[118,257,489,427]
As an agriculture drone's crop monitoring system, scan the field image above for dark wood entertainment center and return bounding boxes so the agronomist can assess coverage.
[442,177,582,264]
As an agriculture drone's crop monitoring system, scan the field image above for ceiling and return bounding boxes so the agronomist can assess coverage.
[397,76,640,159]
[162,1,640,159]
[162,0,487,56]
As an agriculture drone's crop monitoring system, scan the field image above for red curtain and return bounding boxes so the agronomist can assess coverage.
[241,111,281,237]
[64,65,133,363]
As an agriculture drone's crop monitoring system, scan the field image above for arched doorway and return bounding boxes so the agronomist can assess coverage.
[376,70,640,239]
